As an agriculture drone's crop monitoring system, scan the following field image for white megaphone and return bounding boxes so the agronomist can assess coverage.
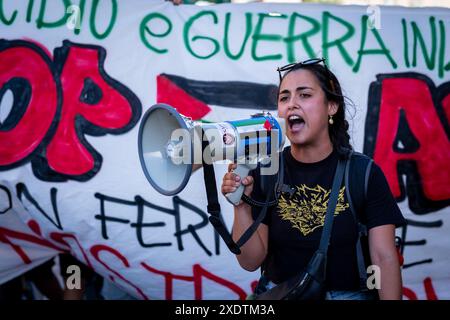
[138,103,286,205]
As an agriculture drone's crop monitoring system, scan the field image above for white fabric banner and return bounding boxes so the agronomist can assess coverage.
[0,0,449,300]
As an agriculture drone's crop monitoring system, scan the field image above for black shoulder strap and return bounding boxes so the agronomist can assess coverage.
[344,150,374,288]
[318,157,347,253]
[201,129,240,254]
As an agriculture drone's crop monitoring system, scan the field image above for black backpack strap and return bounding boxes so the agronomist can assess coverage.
[344,150,373,289]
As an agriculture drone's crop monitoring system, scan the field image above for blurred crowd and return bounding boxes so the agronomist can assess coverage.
[0,254,136,300]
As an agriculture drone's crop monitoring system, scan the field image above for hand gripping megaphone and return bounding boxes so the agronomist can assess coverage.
[138,103,286,206]
[138,103,286,254]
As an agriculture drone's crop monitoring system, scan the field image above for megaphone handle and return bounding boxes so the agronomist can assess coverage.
[225,164,253,206]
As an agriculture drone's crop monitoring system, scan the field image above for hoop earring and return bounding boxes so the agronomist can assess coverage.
[328,115,334,125]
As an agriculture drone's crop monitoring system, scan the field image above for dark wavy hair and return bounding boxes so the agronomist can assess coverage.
[278,62,353,157]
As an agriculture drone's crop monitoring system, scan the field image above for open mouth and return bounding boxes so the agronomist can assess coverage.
[288,115,305,132]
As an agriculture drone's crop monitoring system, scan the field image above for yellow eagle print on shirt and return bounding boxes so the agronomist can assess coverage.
[278,184,349,236]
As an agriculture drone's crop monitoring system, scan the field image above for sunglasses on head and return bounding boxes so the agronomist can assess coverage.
[276,58,335,92]
[277,58,326,81]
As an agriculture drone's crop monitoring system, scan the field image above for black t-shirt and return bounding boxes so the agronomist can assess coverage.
[250,147,406,290]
